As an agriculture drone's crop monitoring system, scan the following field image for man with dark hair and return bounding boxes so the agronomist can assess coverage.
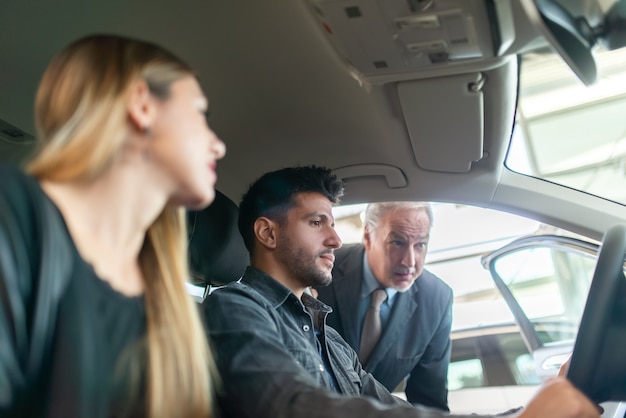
[237,165,344,255]
[203,165,601,418]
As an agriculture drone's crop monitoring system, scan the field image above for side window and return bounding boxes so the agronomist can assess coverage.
[450,330,542,390]
[448,358,484,390]
[495,333,541,386]
[512,354,541,385]
[490,245,595,346]
[448,336,485,390]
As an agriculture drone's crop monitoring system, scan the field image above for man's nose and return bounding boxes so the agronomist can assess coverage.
[327,227,342,249]
[401,246,416,266]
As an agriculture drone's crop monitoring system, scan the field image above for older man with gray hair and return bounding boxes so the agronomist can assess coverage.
[316,201,453,411]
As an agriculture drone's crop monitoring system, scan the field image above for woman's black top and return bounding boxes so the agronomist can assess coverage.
[0,164,147,417]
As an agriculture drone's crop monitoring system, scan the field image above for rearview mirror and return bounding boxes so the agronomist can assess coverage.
[522,0,626,85]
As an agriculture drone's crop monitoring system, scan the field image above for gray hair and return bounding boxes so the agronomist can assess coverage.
[363,202,434,236]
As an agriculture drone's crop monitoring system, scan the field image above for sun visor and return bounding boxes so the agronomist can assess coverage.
[398,72,485,173]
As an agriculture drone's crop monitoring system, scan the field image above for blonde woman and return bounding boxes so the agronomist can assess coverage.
[0,34,224,417]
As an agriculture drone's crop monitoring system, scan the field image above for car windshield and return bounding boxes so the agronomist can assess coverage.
[509,46,626,205]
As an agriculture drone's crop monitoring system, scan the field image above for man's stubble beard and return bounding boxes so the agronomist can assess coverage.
[276,235,332,288]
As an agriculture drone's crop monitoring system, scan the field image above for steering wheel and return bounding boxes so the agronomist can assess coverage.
[567,224,626,404]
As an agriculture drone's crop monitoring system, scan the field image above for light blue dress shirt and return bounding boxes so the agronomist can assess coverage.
[358,253,398,334]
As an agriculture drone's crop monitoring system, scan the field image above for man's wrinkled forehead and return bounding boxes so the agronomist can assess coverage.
[383,210,431,237]
[387,229,429,243]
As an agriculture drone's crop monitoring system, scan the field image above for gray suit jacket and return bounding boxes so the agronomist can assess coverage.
[316,244,453,411]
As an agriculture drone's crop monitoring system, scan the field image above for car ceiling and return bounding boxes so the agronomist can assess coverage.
[2,0,623,238]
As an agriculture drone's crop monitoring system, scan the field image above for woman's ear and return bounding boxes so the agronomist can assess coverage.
[127,79,156,132]
[254,217,278,250]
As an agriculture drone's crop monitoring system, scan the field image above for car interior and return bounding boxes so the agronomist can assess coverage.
[2,0,626,415]
[187,190,248,289]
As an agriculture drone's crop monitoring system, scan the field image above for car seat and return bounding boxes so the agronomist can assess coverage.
[187,190,249,297]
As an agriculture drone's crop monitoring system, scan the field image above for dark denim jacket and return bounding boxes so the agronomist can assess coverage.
[203,267,501,418]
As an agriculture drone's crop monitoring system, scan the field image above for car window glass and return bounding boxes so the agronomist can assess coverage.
[495,333,540,386]
[490,246,595,345]
[512,353,539,385]
[448,331,541,390]
[508,47,626,206]
[448,358,484,391]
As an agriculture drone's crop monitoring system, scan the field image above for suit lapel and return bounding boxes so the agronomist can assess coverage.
[366,284,419,369]
[333,247,365,349]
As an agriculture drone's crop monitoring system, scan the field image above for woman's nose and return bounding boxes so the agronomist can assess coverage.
[211,134,226,160]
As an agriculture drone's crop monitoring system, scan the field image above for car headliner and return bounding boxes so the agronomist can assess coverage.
[2,0,625,241]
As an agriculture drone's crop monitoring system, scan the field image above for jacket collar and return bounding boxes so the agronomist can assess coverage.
[240,266,332,314]
[332,245,367,347]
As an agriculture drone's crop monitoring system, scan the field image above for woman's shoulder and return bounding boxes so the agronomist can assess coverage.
[0,162,30,179]
[0,163,44,224]
[0,162,40,199]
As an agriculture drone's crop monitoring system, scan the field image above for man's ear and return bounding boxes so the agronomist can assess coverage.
[127,79,156,132]
[363,226,372,249]
[254,217,278,250]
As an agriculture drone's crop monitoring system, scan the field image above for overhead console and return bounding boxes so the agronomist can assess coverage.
[303,0,515,84]
[303,0,518,174]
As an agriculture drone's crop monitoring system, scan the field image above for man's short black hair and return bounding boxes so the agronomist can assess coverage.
[238,165,344,254]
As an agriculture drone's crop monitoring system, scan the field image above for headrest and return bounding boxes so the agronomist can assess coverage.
[187,190,249,287]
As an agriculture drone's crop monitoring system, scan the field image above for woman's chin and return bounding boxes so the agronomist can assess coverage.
[175,189,216,210]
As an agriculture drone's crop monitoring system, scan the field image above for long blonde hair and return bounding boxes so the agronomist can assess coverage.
[27,34,213,418]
